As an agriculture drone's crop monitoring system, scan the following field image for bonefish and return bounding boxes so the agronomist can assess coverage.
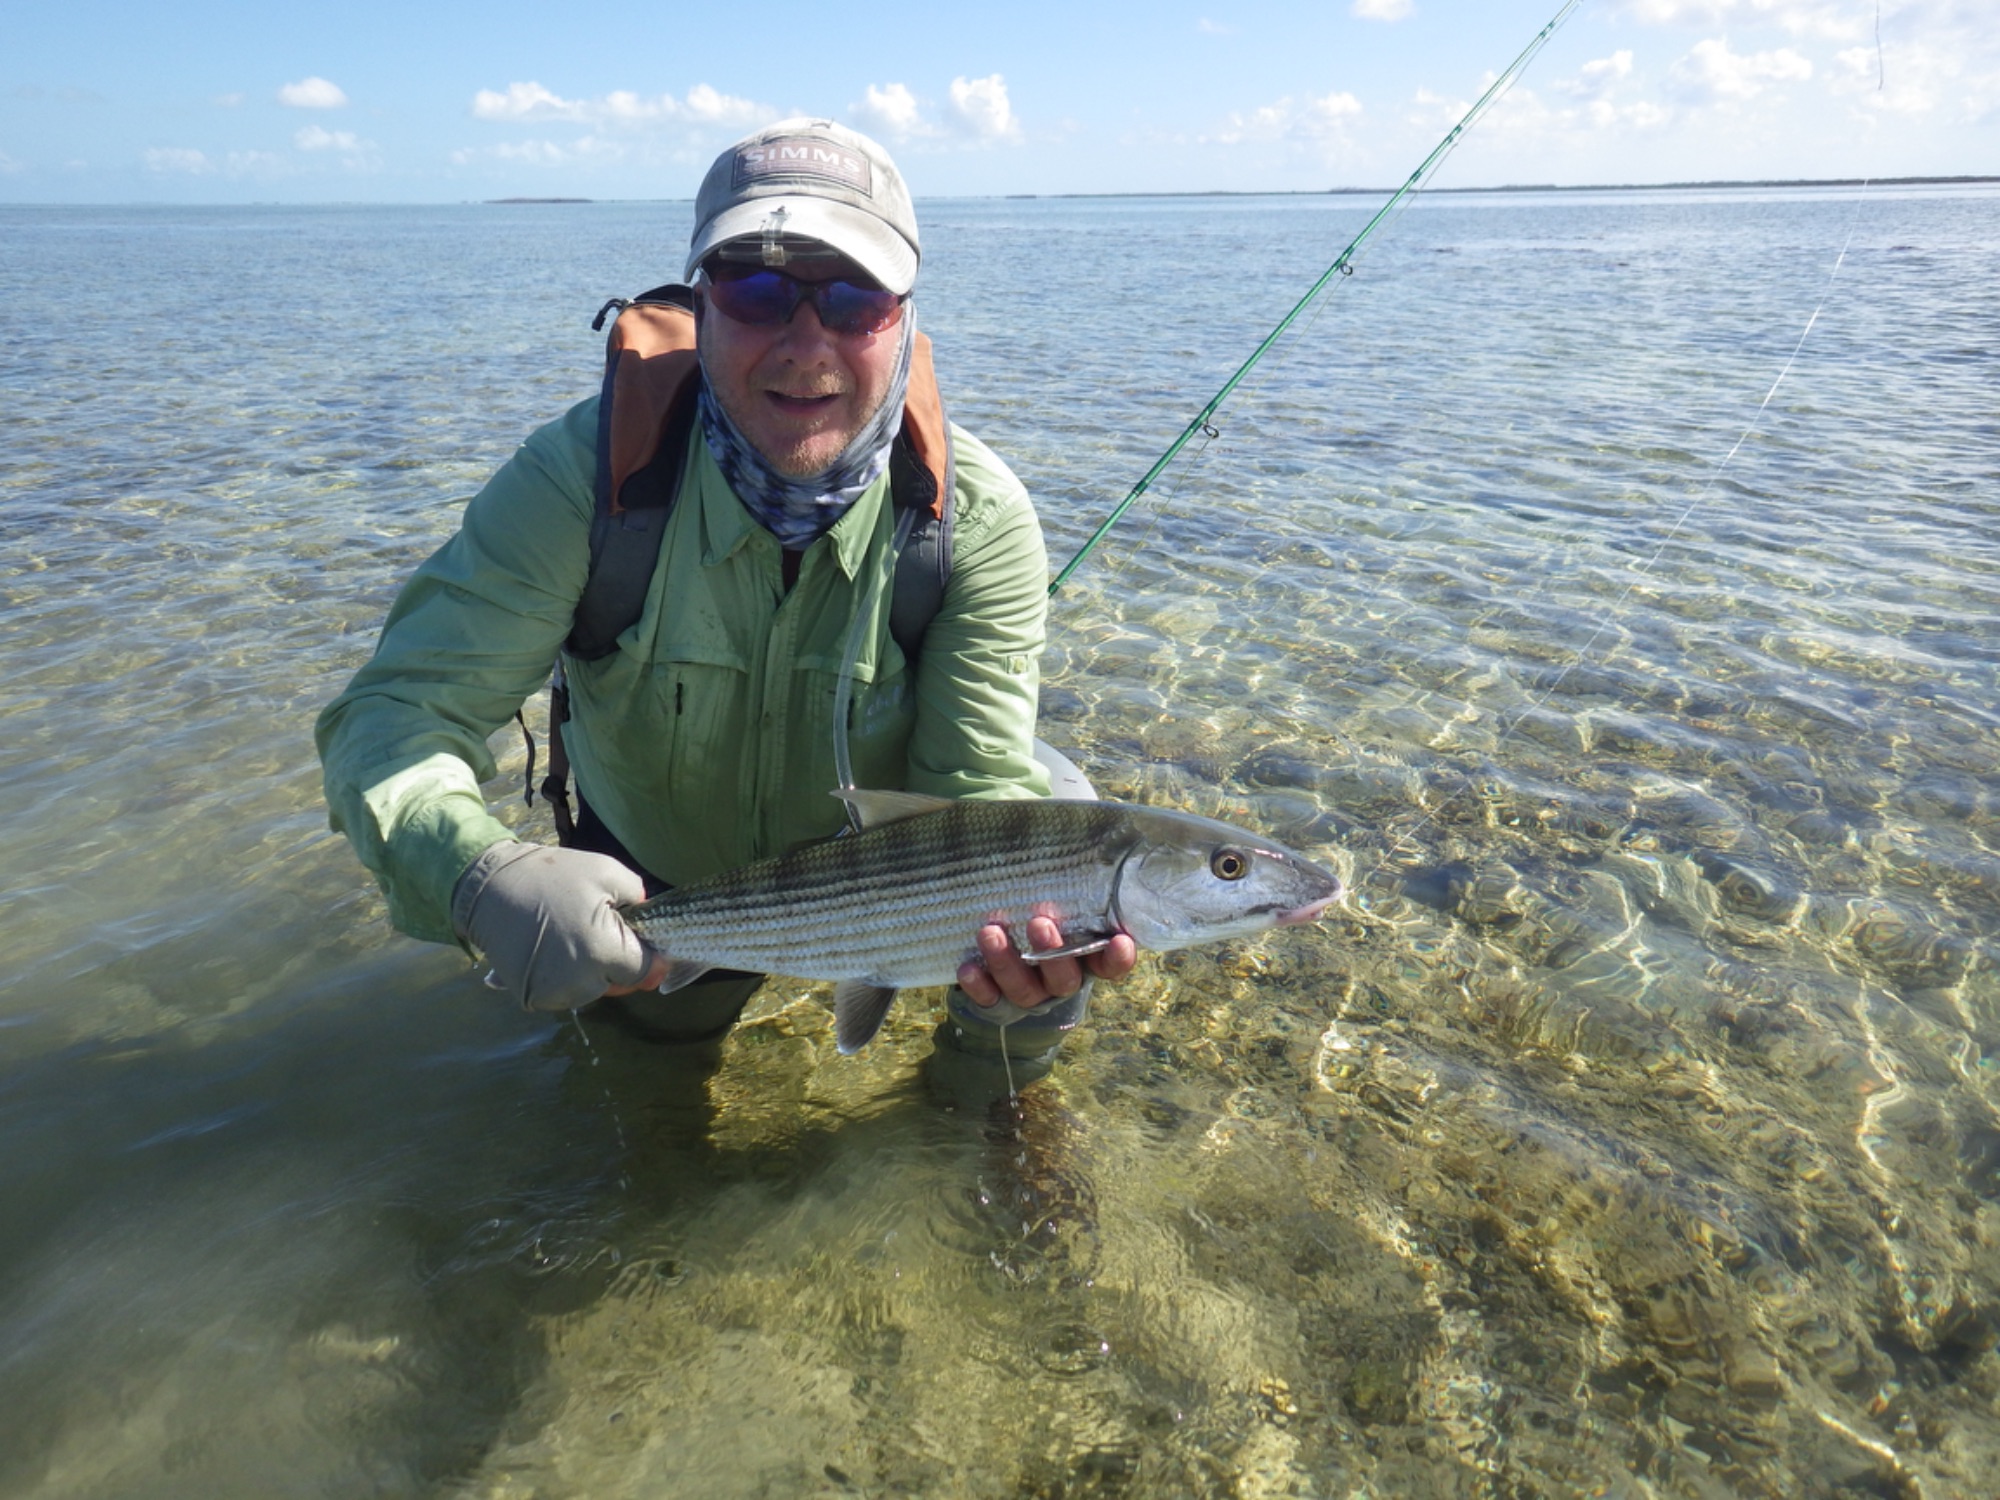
[619,790,1343,1053]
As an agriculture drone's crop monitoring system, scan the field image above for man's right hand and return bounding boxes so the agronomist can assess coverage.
[451,842,656,1011]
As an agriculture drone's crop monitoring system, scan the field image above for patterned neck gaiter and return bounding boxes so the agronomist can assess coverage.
[696,310,916,550]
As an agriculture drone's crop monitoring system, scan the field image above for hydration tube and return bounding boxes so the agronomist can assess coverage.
[1047,0,1585,596]
[831,504,920,829]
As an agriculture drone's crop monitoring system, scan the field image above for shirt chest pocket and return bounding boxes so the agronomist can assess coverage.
[635,645,753,793]
[616,557,762,753]
[565,616,755,801]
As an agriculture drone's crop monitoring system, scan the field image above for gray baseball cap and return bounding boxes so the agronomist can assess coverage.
[685,118,920,295]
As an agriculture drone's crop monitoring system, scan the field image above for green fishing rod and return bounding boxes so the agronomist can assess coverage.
[1048,0,1585,596]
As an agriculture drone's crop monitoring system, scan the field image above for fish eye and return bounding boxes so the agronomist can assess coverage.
[1211,849,1250,881]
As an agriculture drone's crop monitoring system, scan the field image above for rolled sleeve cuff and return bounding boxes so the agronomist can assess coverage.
[351,753,517,945]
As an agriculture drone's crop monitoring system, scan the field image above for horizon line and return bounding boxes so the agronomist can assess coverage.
[4,174,1995,210]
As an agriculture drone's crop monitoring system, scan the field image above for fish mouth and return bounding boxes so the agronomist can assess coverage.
[1276,890,1343,927]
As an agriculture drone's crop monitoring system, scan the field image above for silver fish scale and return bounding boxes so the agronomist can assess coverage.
[622,799,1138,985]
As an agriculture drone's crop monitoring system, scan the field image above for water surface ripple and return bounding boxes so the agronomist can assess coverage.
[2,188,1997,1497]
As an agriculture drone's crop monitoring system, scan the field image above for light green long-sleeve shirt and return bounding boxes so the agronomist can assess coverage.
[316,397,1051,945]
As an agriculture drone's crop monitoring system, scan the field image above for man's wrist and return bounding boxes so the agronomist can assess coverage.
[449,838,532,942]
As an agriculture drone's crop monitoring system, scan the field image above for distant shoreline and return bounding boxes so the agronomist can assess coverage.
[1006,175,2000,200]
[6,177,1988,211]
[474,176,1997,208]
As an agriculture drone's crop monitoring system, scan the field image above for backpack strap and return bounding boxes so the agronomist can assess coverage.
[886,329,955,662]
[569,284,700,662]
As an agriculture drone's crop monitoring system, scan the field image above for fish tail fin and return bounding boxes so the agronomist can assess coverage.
[832,979,899,1055]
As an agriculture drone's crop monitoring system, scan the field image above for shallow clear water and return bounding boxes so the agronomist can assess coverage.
[2,186,1997,1497]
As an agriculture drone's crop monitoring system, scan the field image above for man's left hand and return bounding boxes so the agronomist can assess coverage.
[955,916,1138,1012]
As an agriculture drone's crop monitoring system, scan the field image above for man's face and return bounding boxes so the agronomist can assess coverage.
[696,258,904,478]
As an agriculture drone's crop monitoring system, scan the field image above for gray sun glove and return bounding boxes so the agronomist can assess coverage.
[451,842,653,1011]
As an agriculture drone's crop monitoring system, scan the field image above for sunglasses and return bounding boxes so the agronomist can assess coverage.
[702,262,906,337]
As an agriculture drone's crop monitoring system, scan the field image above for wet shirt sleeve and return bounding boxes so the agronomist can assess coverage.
[905,426,1054,801]
[314,401,598,944]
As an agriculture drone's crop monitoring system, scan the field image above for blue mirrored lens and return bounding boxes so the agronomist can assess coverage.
[707,268,902,335]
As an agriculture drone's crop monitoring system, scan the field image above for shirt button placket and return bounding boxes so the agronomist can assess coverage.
[757,561,796,853]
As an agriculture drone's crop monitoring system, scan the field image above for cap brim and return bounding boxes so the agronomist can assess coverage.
[685,196,918,295]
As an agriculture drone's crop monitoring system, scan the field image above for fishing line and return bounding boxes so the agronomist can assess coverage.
[1362,207,1877,887]
[1047,0,1586,598]
[1354,14,1896,888]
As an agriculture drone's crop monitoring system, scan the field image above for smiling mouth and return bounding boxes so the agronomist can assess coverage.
[765,390,842,414]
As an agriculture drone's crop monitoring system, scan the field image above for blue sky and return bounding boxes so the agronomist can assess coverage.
[1,0,1990,202]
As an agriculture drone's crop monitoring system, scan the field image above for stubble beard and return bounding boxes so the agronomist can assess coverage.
[721,384,888,480]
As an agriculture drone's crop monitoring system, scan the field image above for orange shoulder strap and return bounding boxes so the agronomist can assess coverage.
[601,298,700,516]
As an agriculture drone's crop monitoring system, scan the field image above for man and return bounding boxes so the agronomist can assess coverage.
[316,118,1133,1081]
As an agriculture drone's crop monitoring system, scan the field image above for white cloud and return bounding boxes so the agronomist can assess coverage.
[856,77,1039,144]
[1217,102,1290,143]
[145,146,213,174]
[213,92,244,108]
[1583,50,1637,85]
[1307,90,1364,125]
[1617,0,1861,42]
[472,82,585,122]
[1831,34,1998,120]
[1831,45,1884,93]
[1671,37,1813,101]
[294,125,362,152]
[449,136,625,168]
[278,76,348,109]
[684,83,762,124]
[1219,90,1364,145]
[1555,49,1637,99]
[1620,0,1734,22]
[595,91,664,122]
[222,150,286,175]
[1406,85,1465,129]
[950,74,1022,141]
[143,147,288,177]
[1622,0,1692,16]
[0,148,22,174]
[1352,0,1414,19]
[1198,18,1237,34]
[1404,77,1675,159]
[470,80,763,129]
[854,82,931,138]
[496,139,574,165]
[1594,98,1675,130]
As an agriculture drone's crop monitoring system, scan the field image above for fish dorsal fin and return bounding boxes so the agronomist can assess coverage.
[830,788,955,829]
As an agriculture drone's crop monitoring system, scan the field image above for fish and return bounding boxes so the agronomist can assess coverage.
[619,789,1344,1053]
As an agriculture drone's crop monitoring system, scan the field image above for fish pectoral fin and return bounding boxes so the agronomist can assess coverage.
[654,960,717,994]
[831,788,955,829]
[1022,936,1115,963]
[832,979,900,1055]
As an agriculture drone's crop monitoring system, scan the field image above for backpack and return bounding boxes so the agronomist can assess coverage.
[524,284,958,841]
